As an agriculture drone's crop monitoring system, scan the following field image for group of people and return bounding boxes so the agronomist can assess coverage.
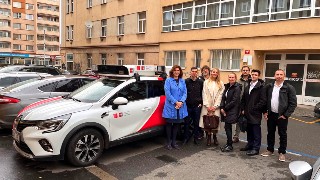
[162,64,297,162]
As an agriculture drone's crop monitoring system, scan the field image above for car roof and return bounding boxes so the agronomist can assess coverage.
[0,72,52,77]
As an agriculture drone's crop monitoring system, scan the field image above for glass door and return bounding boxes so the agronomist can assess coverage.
[285,64,305,104]
[304,64,320,105]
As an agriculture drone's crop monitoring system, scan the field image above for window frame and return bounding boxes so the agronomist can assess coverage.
[165,51,186,68]
[101,19,107,37]
[138,11,146,33]
[117,53,124,65]
[137,53,144,65]
[118,16,124,35]
[210,49,241,71]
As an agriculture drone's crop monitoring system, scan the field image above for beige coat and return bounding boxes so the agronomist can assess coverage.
[199,79,225,129]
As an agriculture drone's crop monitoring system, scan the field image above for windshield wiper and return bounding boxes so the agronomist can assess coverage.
[71,97,81,102]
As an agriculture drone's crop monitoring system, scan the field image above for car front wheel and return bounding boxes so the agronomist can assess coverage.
[66,128,104,166]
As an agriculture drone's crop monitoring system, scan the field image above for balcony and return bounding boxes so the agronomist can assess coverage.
[0,14,11,20]
[36,19,59,26]
[0,25,11,31]
[0,47,11,52]
[37,9,59,16]
[37,40,59,46]
[0,3,11,9]
[37,30,59,36]
[0,36,11,42]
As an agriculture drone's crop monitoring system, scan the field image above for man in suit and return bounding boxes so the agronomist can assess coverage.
[260,69,297,162]
[240,69,265,156]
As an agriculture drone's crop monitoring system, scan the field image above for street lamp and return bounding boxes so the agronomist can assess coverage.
[43,29,46,65]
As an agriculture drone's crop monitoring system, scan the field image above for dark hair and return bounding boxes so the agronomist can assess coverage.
[190,67,197,71]
[201,65,210,72]
[169,65,183,78]
[275,69,286,75]
[241,65,250,71]
[251,69,261,75]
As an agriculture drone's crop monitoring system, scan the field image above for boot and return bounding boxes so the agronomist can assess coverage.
[213,134,219,146]
[206,133,212,146]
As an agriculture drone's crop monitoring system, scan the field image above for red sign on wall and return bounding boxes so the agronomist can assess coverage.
[245,50,250,54]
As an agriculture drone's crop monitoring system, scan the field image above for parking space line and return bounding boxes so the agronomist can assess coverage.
[85,165,118,180]
[289,117,320,124]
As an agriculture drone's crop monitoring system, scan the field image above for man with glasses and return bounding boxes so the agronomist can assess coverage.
[185,67,203,144]
[233,66,251,143]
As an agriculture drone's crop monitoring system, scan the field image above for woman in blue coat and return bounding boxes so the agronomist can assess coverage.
[162,65,188,150]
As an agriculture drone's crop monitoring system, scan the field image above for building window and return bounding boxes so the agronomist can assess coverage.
[26,45,33,51]
[101,0,107,4]
[137,53,144,65]
[70,25,74,40]
[66,0,70,13]
[165,51,186,67]
[87,53,92,68]
[66,26,70,40]
[86,27,92,38]
[13,2,21,8]
[26,4,34,10]
[26,14,34,20]
[26,24,34,30]
[13,23,21,29]
[0,31,10,37]
[118,16,124,35]
[13,34,21,40]
[87,0,92,8]
[101,19,107,37]
[194,50,201,68]
[117,53,124,65]
[0,20,10,27]
[13,13,21,18]
[138,12,146,33]
[0,42,10,48]
[0,0,10,5]
[101,53,107,65]
[210,49,241,70]
[71,0,74,12]
[27,35,34,40]
[13,44,21,50]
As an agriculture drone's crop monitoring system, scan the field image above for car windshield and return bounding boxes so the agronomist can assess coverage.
[1,78,41,92]
[0,66,22,73]
[68,79,123,103]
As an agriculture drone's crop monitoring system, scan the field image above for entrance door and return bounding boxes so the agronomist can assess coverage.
[285,64,305,104]
[304,64,320,105]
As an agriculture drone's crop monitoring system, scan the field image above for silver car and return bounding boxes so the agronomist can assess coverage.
[0,75,96,129]
[289,157,320,180]
[0,72,52,90]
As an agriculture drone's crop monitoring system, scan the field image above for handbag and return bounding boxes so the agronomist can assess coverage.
[203,86,221,129]
[238,115,247,132]
[203,114,219,129]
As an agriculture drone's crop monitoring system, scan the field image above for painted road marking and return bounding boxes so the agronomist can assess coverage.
[86,165,118,180]
[289,117,320,124]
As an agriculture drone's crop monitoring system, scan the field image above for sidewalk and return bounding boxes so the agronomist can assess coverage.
[292,104,314,117]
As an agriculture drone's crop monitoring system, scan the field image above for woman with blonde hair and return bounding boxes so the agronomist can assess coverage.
[199,68,225,146]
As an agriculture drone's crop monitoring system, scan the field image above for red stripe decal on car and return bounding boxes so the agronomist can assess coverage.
[17,96,62,116]
[138,95,166,132]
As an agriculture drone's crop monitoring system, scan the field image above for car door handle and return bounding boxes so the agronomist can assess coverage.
[101,112,109,118]
[142,107,151,112]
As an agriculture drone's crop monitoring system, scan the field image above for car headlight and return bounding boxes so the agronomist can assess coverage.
[37,114,71,133]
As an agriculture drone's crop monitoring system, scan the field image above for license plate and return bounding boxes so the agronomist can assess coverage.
[12,129,20,142]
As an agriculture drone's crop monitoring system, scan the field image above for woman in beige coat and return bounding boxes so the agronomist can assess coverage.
[199,68,225,146]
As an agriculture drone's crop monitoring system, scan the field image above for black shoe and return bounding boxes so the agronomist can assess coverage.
[172,144,180,150]
[166,144,172,150]
[240,146,251,151]
[193,139,199,145]
[246,150,259,156]
[183,138,189,145]
[220,145,233,152]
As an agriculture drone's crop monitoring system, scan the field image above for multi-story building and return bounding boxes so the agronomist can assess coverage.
[61,0,320,105]
[0,0,60,66]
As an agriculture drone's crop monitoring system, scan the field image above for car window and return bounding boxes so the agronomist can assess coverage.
[2,78,40,92]
[81,78,95,85]
[48,68,60,75]
[0,77,17,87]
[54,79,80,92]
[68,79,123,103]
[147,81,165,98]
[20,67,33,72]
[38,82,57,92]
[19,76,38,82]
[33,68,48,74]
[112,82,147,102]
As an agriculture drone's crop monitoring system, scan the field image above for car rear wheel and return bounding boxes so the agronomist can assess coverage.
[66,128,104,166]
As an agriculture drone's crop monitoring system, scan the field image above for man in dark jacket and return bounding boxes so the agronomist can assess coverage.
[240,69,265,156]
[185,67,203,144]
[261,69,297,162]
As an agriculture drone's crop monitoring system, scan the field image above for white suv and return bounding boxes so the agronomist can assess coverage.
[12,65,166,166]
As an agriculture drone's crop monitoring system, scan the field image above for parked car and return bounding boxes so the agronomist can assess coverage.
[61,69,79,75]
[289,157,320,180]
[12,65,166,166]
[314,102,320,118]
[0,75,96,129]
[0,72,52,90]
[0,65,62,75]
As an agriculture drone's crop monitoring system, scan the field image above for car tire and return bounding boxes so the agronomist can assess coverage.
[66,128,104,167]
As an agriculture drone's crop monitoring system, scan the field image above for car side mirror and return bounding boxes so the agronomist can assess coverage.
[289,161,312,180]
[112,97,128,110]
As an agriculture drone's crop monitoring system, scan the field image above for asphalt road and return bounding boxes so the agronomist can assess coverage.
[0,106,319,180]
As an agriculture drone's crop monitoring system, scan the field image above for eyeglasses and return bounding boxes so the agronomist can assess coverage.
[242,70,249,72]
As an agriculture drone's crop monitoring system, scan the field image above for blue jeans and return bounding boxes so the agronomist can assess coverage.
[186,106,201,140]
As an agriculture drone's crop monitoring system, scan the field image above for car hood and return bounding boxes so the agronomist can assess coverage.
[21,98,93,120]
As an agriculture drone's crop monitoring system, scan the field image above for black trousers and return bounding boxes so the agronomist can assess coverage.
[246,123,261,151]
[224,123,233,146]
[267,112,288,154]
